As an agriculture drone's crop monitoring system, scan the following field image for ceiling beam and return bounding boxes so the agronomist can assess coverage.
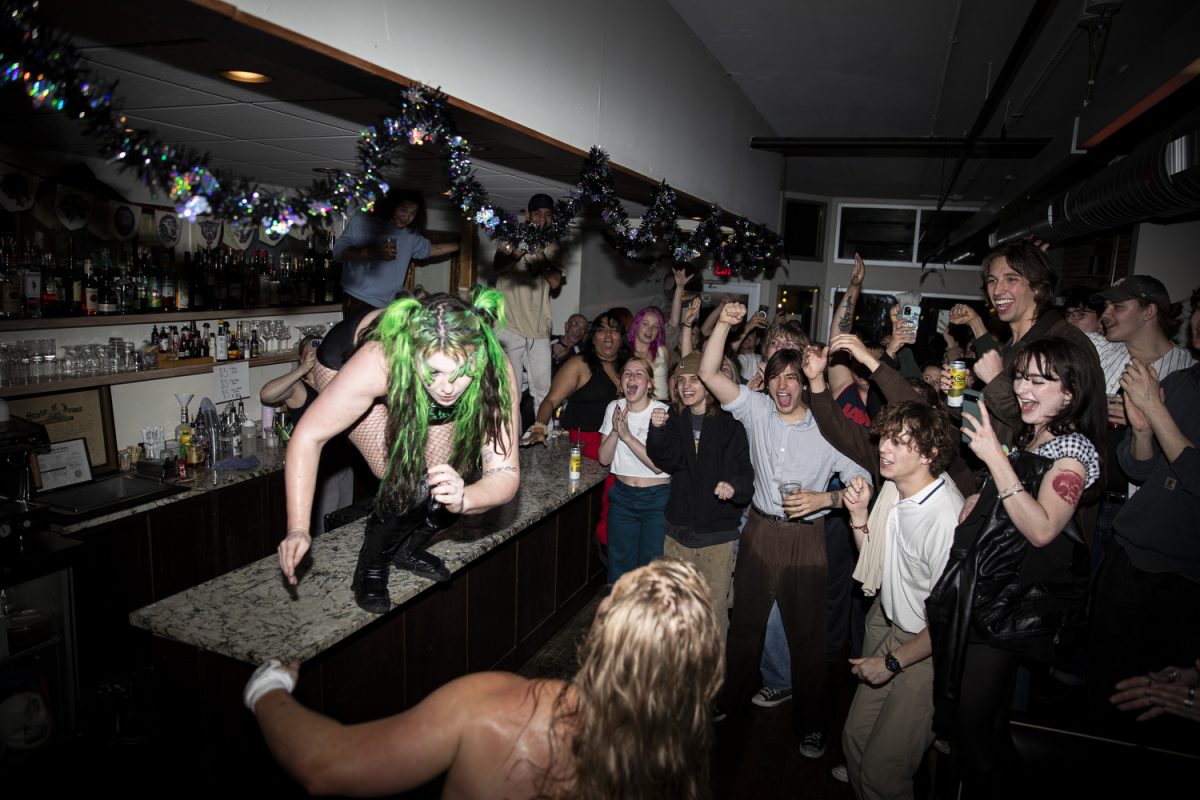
[750,137,1050,159]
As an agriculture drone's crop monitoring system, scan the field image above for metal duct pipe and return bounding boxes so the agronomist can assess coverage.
[990,108,1200,246]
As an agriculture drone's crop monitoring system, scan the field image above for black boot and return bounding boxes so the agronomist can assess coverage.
[352,514,402,613]
[392,525,452,582]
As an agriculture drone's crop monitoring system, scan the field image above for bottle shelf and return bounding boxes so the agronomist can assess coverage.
[0,304,341,332]
[0,353,298,398]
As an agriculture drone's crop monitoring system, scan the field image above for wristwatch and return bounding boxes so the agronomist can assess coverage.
[884,652,903,675]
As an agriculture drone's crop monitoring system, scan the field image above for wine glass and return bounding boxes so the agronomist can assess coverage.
[277,322,292,354]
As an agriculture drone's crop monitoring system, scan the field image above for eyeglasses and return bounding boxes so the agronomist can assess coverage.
[1065,308,1097,321]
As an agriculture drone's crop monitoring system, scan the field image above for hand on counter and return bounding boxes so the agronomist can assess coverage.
[279,529,312,585]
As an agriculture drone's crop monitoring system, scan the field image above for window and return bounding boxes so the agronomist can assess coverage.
[783,200,827,261]
[834,204,980,268]
[830,290,996,367]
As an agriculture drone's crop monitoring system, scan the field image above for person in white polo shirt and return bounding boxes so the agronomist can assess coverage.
[839,400,964,799]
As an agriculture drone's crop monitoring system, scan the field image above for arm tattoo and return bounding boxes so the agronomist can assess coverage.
[1052,472,1083,506]
[482,464,517,478]
[836,286,860,334]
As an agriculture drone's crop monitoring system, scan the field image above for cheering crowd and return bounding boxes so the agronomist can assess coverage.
[248,188,1200,798]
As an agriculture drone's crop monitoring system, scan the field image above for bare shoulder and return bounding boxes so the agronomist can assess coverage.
[443,676,574,800]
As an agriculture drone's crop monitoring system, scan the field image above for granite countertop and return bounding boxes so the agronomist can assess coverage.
[52,437,289,535]
[129,437,607,664]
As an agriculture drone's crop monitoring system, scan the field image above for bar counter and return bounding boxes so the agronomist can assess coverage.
[129,438,608,664]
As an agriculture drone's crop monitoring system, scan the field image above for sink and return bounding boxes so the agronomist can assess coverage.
[37,474,191,520]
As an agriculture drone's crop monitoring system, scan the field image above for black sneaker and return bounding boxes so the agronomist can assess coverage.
[751,686,793,708]
[351,565,391,614]
[393,548,452,582]
[799,731,826,759]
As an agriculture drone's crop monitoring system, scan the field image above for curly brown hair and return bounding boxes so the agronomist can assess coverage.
[871,400,958,477]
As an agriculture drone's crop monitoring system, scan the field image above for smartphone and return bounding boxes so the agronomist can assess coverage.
[936,309,950,334]
[755,305,768,318]
[960,388,983,444]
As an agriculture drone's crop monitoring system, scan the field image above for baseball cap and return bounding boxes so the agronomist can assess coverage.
[674,351,703,376]
[527,193,555,212]
[1091,275,1171,315]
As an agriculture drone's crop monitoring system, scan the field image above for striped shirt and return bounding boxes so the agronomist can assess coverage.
[1085,332,1196,394]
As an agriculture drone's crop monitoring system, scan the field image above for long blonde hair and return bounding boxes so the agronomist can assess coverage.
[547,560,723,799]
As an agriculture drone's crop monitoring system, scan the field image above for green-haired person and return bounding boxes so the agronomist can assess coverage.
[278,289,520,613]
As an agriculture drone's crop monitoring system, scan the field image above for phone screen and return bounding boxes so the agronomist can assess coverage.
[960,388,983,444]
[936,309,950,334]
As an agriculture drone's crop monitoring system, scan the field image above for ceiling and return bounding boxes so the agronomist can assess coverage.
[670,0,1200,251]
[1,0,662,219]
[3,0,1199,252]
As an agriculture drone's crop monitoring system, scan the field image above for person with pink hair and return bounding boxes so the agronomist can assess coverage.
[629,305,670,400]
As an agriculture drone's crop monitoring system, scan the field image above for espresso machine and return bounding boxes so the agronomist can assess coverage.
[0,416,52,554]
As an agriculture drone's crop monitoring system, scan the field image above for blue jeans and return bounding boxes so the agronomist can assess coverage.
[760,600,792,690]
[606,480,670,586]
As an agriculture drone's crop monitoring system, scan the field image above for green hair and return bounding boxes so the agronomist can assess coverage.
[368,288,514,514]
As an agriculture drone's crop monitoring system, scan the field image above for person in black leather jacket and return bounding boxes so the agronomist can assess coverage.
[925,335,1105,794]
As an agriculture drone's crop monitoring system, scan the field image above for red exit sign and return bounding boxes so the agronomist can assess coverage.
[713,263,732,277]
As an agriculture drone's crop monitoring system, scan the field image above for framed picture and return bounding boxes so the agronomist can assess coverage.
[7,385,118,475]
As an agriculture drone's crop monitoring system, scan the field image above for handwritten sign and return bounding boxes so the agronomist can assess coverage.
[214,361,250,403]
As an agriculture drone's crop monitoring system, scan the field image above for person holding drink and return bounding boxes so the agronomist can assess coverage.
[698,300,871,757]
[333,189,460,315]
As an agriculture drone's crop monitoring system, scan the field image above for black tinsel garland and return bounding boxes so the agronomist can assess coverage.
[0,0,782,276]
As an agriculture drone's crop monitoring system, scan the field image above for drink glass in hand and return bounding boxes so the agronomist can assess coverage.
[779,481,803,502]
[1106,394,1128,429]
[383,237,397,261]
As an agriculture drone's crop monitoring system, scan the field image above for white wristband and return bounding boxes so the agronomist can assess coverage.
[244,658,297,713]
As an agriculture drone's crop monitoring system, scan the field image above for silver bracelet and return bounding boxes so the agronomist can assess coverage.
[998,483,1025,500]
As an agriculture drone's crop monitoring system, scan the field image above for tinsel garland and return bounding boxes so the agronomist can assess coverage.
[0,0,782,276]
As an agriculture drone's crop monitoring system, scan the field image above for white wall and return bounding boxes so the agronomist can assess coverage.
[222,0,782,222]
[1131,220,1200,303]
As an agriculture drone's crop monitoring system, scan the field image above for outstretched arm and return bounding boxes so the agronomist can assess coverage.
[252,663,509,796]
[829,253,866,340]
[698,302,747,406]
[279,343,387,584]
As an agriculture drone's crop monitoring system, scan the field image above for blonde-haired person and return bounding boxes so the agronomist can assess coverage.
[246,559,724,799]
[599,356,671,587]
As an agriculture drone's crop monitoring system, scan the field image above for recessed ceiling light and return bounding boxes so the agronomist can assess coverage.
[220,69,272,84]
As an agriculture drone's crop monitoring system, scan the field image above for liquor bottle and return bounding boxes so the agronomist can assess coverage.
[190,250,207,311]
[226,321,241,361]
[131,251,147,313]
[22,240,42,319]
[207,248,223,310]
[323,235,339,304]
[1,239,22,318]
[257,249,272,308]
[249,324,262,358]
[40,248,63,316]
[97,249,119,315]
[202,323,212,358]
[147,252,163,311]
[226,250,244,309]
[214,320,228,362]
[176,252,191,312]
[241,249,258,309]
[82,258,99,316]
[161,252,177,312]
